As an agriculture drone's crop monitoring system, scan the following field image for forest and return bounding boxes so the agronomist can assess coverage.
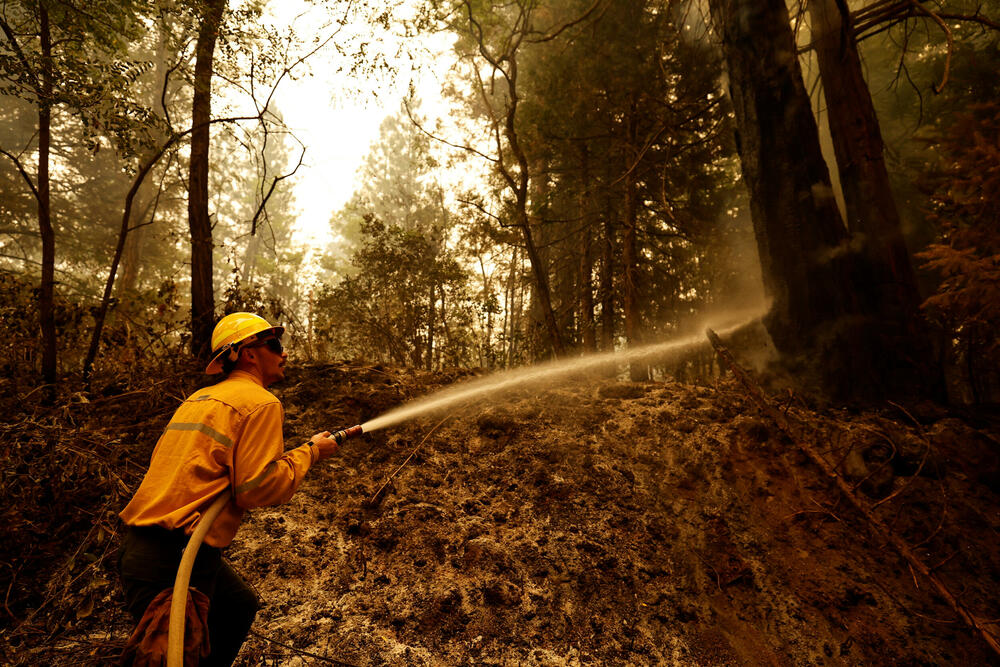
[2,0,999,665]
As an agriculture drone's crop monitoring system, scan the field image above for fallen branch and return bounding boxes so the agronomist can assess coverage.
[705,328,1000,658]
[248,629,359,666]
[369,416,450,505]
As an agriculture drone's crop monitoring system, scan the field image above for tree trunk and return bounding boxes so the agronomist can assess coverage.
[520,154,564,359]
[188,0,226,359]
[118,20,171,297]
[439,285,449,370]
[708,0,881,397]
[623,103,647,381]
[426,282,435,371]
[808,0,920,319]
[518,206,564,359]
[577,146,596,353]
[117,199,147,295]
[477,254,493,368]
[809,0,937,397]
[599,186,616,353]
[37,6,56,387]
[709,0,853,337]
[504,247,520,367]
[84,138,179,382]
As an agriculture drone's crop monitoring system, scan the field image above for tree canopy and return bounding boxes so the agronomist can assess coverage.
[0,0,996,403]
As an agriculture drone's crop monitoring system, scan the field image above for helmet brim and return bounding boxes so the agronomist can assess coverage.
[205,325,285,374]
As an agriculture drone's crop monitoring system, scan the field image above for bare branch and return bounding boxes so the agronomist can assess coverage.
[249,143,305,237]
[0,15,41,93]
[402,96,497,164]
[0,148,39,202]
[908,0,954,93]
[525,0,607,43]
[936,10,1000,32]
[457,196,508,227]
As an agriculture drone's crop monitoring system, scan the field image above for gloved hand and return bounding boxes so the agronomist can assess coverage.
[309,430,340,460]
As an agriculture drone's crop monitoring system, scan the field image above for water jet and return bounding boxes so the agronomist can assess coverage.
[352,306,767,435]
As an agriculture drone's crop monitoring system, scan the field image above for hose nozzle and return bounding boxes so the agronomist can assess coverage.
[332,424,364,445]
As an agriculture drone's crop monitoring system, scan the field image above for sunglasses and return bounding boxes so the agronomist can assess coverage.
[245,337,284,355]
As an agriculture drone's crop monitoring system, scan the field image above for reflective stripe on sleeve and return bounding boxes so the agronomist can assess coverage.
[235,461,278,495]
[164,422,234,448]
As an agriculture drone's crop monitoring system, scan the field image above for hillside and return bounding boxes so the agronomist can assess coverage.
[2,360,999,665]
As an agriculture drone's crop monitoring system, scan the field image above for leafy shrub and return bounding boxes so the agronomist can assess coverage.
[917,102,1000,403]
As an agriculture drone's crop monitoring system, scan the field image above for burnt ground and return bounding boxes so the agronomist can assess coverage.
[2,360,1000,665]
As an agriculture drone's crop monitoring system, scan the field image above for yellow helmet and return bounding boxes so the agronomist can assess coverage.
[206,312,284,374]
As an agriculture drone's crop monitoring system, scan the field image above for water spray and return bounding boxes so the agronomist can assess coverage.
[357,305,769,434]
[168,306,768,666]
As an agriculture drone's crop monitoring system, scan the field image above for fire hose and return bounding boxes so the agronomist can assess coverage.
[166,425,364,667]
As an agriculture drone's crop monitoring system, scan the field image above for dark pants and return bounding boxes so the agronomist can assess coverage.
[118,525,259,667]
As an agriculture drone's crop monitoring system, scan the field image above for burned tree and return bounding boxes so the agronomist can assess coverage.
[706,0,894,397]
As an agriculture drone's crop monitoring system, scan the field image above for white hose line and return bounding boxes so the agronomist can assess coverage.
[167,490,232,667]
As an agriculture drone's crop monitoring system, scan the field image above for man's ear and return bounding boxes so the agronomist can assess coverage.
[235,346,255,367]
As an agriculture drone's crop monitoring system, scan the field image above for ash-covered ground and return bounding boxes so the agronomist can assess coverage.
[227,363,1000,666]
[4,360,999,666]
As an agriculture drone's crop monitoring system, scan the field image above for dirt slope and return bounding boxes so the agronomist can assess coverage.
[228,364,1000,666]
[3,361,998,665]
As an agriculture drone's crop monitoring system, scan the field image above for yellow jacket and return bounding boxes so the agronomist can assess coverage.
[119,370,319,547]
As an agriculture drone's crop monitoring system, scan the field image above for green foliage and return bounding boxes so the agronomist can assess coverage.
[918,103,1000,331]
[917,102,1000,402]
[0,268,189,390]
[318,215,476,366]
[0,0,164,157]
[441,0,747,350]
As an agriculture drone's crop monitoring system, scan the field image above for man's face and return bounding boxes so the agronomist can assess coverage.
[245,337,287,387]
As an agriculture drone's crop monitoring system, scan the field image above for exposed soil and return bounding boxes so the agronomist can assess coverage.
[3,360,1000,665]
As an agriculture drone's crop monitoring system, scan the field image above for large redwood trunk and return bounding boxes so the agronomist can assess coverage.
[188,0,226,358]
[808,0,921,320]
[808,0,937,399]
[707,0,879,396]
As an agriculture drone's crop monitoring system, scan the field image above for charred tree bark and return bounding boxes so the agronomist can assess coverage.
[809,0,919,311]
[809,0,936,394]
[708,0,879,397]
[188,0,226,359]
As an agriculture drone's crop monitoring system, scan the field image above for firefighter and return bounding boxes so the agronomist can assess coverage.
[117,312,340,666]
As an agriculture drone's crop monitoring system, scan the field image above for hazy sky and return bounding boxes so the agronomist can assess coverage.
[263,1,454,247]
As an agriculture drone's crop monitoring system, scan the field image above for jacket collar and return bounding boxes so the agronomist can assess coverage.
[227,369,264,387]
